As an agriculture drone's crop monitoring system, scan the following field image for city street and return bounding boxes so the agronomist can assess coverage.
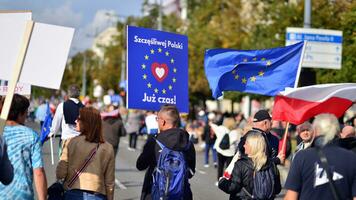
[34,121,286,200]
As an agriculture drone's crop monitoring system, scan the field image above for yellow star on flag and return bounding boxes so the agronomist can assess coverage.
[250,76,256,82]
[232,70,236,74]
[142,74,147,80]
[165,51,169,56]
[141,64,146,69]
[145,55,149,60]
[261,58,266,61]
[242,78,247,84]
[158,48,162,52]
[172,78,176,83]
[253,57,257,61]
[171,58,174,64]
[258,71,264,76]
[168,85,173,90]
[266,60,272,66]
[147,83,152,88]
[173,68,177,73]
[150,49,155,54]
[162,89,166,94]
[234,75,239,80]
[243,58,248,62]
[154,88,159,93]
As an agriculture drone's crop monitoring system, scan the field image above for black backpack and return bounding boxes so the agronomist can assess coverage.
[219,133,230,150]
[243,163,278,200]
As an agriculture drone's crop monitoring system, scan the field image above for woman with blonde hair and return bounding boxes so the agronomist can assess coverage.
[218,131,281,200]
[56,107,115,200]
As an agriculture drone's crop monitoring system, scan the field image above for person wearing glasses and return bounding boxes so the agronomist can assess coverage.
[56,107,115,200]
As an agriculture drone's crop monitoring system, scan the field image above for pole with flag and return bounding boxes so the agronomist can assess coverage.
[40,102,54,164]
[273,83,356,161]
[278,41,307,158]
[204,41,306,174]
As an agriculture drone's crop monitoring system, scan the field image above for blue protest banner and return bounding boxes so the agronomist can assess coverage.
[127,26,188,112]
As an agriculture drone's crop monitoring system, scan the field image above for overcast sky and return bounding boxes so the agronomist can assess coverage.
[0,0,143,55]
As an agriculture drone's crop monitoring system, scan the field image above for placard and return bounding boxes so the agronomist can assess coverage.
[127,26,188,112]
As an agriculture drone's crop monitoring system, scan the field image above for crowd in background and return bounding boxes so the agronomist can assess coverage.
[1,90,356,199]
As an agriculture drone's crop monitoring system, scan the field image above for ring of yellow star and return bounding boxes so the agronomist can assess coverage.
[231,58,268,84]
[141,47,177,94]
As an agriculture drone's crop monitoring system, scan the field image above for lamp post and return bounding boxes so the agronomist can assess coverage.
[105,13,128,89]
[81,52,87,97]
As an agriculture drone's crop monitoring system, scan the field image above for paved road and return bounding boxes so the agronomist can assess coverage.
[36,121,286,200]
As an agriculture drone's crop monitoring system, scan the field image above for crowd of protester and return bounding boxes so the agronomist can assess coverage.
[0,87,356,200]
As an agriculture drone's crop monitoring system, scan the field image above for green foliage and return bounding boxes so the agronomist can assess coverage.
[56,0,355,105]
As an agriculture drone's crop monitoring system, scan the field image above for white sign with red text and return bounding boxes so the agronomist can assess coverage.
[0,83,31,96]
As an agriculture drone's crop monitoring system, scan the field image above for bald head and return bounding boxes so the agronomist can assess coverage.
[340,125,356,139]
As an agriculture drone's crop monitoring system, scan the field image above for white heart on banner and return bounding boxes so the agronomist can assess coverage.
[156,68,165,78]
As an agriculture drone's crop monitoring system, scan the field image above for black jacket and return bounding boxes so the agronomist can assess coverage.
[203,124,217,145]
[333,137,356,153]
[102,117,126,150]
[218,156,281,200]
[136,128,196,200]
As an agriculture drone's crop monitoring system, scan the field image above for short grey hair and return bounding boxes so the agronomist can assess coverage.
[68,85,80,98]
[313,114,340,145]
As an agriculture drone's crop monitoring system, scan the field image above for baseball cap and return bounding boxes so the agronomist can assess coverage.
[253,110,271,122]
[297,121,312,133]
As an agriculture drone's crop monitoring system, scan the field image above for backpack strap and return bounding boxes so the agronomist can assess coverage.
[316,147,341,200]
[241,187,253,199]
[154,138,165,150]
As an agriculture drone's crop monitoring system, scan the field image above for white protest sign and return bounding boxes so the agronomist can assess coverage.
[0,10,31,20]
[0,21,74,89]
[0,13,31,82]
[0,83,31,96]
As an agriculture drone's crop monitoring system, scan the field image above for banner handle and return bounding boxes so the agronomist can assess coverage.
[0,20,34,134]
[279,41,307,162]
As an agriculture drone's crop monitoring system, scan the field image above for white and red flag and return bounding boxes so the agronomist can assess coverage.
[272,83,356,125]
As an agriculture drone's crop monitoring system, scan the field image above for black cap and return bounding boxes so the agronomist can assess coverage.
[253,110,271,122]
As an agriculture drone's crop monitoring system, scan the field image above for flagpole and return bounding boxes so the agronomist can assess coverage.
[50,136,54,165]
[280,41,307,160]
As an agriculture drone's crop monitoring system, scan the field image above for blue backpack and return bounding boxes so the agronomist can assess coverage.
[152,139,188,200]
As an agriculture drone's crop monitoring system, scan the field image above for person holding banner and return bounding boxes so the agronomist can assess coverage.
[0,94,47,200]
[284,114,356,200]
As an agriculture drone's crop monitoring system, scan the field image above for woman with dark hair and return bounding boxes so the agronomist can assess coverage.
[56,107,115,200]
[0,94,47,200]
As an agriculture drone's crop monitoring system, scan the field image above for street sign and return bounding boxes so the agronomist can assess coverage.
[286,27,342,69]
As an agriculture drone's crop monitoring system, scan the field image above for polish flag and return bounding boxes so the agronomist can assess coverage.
[272,83,356,125]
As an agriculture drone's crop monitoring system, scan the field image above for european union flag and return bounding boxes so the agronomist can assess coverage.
[204,42,305,99]
[40,103,52,144]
